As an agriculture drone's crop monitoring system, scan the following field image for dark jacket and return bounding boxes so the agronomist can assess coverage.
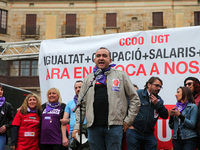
[0,101,14,131]
[0,101,14,144]
[197,102,200,139]
[132,88,168,135]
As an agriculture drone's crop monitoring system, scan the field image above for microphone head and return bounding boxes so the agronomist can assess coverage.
[94,69,102,76]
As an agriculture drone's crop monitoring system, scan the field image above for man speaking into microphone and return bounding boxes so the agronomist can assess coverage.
[72,47,140,150]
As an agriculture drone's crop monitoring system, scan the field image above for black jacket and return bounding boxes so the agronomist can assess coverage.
[197,102,200,138]
[0,101,14,132]
[0,101,14,145]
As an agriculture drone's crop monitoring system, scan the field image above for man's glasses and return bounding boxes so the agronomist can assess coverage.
[185,82,193,86]
[152,84,163,89]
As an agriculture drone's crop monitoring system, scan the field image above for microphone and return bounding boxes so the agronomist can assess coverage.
[94,69,102,77]
[73,69,102,113]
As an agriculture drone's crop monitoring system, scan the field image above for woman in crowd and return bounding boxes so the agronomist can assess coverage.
[192,79,200,150]
[40,87,66,150]
[184,77,200,105]
[10,93,42,150]
[0,84,14,150]
[169,86,198,150]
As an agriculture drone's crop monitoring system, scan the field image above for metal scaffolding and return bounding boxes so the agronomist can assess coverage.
[0,40,42,60]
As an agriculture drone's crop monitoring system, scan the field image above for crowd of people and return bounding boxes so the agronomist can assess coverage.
[0,47,200,150]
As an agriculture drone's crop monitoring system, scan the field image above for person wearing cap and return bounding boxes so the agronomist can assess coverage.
[184,77,200,149]
[184,77,200,106]
[72,47,140,150]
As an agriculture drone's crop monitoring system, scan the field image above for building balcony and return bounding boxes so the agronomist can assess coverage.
[21,25,40,40]
[102,26,120,34]
[0,75,39,88]
[0,28,7,35]
[149,26,167,30]
[61,24,80,38]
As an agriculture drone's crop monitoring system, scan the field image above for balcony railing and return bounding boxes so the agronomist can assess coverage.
[102,26,120,34]
[0,28,7,34]
[149,26,167,30]
[21,25,40,40]
[61,24,80,38]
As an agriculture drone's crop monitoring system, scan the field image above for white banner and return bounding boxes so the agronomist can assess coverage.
[39,26,200,149]
[39,26,200,105]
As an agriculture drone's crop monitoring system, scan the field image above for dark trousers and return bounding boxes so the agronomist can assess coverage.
[87,125,123,150]
[172,136,197,150]
[40,144,64,150]
[126,129,157,150]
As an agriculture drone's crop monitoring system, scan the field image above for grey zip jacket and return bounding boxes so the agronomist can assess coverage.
[74,68,140,129]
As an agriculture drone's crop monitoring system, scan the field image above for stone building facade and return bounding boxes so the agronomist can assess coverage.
[1,0,200,42]
[0,0,200,95]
